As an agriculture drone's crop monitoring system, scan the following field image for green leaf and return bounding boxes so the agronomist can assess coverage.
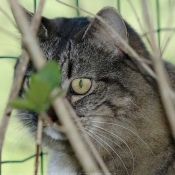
[10,61,61,113]
[27,78,51,105]
[35,61,61,89]
[9,99,35,111]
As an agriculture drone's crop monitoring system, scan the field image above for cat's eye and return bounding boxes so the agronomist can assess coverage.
[71,78,92,95]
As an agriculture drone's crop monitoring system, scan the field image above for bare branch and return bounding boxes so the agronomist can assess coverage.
[161,31,175,55]
[8,0,101,173]
[9,0,46,69]
[141,28,175,37]
[127,0,151,46]
[0,51,29,172]
[64,99,110,174]
[141,0,175,139]
[32,0,46,34]
[34,115,43,175]
[0,0,47,172]
[161,0,175,56]
[56,0,156,79]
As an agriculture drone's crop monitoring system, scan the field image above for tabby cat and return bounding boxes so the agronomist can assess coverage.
[17,6,175,175]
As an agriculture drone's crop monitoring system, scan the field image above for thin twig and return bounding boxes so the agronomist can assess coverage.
[0,0,47,173]
[87,17,151,65]
[127,0,151,46]
[161,31,175,55]
[64,99,110,174]
[9,1,46,69]
[161,0,175,55]
[0,51,29,173]
[52,97,102,173]
[32,0,46,34]
[42,112,65,132]
[56,0,156,79]
[142,0,175,139]
[34,115,43,175]
[141,28,175,37]
[8,1,101,173]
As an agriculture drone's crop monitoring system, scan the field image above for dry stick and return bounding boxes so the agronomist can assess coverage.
[142,28,175,37]
[142,0,175,139]
[127,0,151,46]
[0,0,46,173]
[52,97,102,173]
[161,0,175,55]
[42,112,65,133]
[9,1,101,174]
[87,17,151,66]
[35,115,43,175]
[161,30,175,56]
[64,99,110,174]
[0,51,29,174]
[30,1,46,175]
[9,0,46,70]
[56,0,156,79]
[32,0,46,33]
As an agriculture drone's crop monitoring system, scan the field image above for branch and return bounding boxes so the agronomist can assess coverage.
[8,0,101,173]
[127,0,151,46]
[142,0,175,139]
[56,0,156,79]
[0,51,29,173]
[64,99,110,174]
[161,0,175,55]
[0,0,46,173]
[34,115,43,175]
[141,28,175,37]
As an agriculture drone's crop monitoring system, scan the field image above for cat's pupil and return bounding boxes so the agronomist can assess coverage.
[79,79,83,88]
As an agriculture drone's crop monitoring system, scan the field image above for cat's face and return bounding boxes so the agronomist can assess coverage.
[18,7,174,174]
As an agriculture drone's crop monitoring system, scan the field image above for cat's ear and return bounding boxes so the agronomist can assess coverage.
[22,7,49,40]
[83,7,128,51]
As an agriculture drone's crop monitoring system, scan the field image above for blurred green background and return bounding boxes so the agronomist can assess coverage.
[0,0,175,174]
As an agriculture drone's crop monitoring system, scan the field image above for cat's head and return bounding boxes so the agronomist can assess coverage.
[17,6,174,174]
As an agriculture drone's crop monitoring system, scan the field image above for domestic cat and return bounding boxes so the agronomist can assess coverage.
[16,6,175,175]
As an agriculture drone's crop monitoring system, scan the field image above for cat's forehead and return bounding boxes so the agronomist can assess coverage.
[67,39,119,79]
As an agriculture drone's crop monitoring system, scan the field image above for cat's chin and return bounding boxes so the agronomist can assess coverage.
[44,126,67,141]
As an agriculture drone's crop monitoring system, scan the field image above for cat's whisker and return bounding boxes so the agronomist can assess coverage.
[92,130,135,175]
[6,124,26,137]
[10,127,36,158]
[86,131,119,173]
[92,129,133,159]
[15,113,34,117]
[91,124,134,168]
[89,130,130,175]
[77,127,120,172]
[91,120,153,154]
[128,99,150,120]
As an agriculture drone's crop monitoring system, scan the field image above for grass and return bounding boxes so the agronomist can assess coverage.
[0,0,175,174]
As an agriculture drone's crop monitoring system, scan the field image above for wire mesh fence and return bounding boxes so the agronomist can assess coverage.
[0,0,175,174]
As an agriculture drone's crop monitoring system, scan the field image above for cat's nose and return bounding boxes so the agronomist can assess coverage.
[47,105,60,123]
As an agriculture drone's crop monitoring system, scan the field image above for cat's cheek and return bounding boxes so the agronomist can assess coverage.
[43,127,67,140]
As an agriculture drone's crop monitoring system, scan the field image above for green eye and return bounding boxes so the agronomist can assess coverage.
[71,78,91,95]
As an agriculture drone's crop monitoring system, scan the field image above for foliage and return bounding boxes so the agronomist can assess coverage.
[9,61,61,113]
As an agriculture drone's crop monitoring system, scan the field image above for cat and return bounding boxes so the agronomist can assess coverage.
[16,6,175,175]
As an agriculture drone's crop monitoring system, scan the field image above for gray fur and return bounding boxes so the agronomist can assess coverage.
[17,7,175,175]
